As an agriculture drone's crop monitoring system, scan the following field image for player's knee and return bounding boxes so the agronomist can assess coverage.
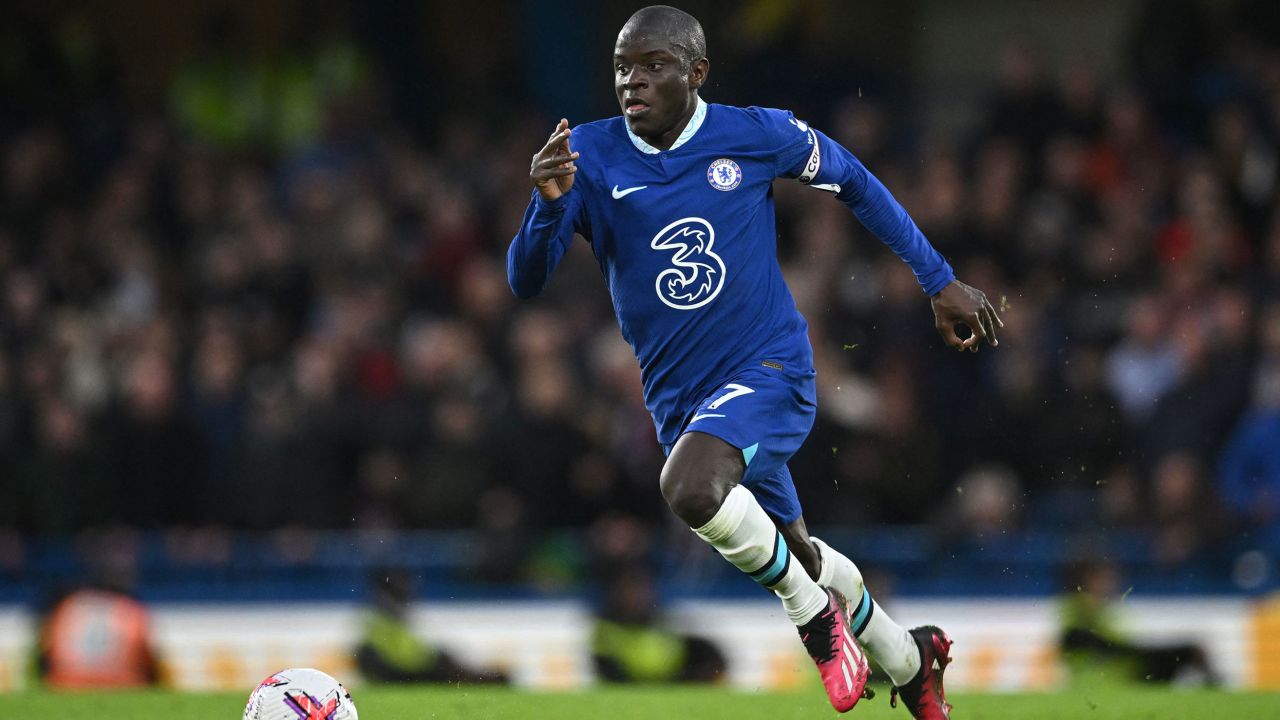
[659,467,726,528]
[660,434,744,527]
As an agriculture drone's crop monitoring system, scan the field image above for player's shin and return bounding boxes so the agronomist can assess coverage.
[693,485,828,624]
[811,536,922,686]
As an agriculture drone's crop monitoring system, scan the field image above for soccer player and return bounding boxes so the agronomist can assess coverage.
[507,6,1001,717]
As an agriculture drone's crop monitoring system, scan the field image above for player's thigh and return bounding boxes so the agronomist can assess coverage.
[662,430,746,488]
[660,431,745,522]
[680,365,816,486]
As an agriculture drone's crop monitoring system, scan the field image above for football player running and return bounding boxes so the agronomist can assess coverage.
[509,6,1000,716]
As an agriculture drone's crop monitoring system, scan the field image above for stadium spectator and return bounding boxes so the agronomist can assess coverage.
[354,569,509,685]
[38,586,162,689]
[11,395,111,534]
[35,528,163,689]
[1216,305,1280,548]
[1059,559,1218,686]
[1147,452,1228,567]
[591,565,726,684]
[1217,409,1280,548]
[1104,295,1183,426]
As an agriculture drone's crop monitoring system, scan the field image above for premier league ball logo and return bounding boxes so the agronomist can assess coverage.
[706,158,742,191]
[243,668,358,720]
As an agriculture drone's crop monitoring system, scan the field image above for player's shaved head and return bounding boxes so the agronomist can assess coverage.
[620,5,706,74]
[614,5,709,147]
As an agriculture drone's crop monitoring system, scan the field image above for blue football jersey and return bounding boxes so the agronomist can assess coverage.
[509,100,953,446]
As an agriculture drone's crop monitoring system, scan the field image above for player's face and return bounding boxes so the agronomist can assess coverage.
[613,33,701,145]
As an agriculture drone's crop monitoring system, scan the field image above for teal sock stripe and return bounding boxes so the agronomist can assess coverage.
[748,533,790,587]
[850,587,874,635]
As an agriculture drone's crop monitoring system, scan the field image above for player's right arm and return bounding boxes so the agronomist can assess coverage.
[507,119,585,298]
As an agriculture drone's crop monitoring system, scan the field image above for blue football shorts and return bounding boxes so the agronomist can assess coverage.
[663,362,817,524]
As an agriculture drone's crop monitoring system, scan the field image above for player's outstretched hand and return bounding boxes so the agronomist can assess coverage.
[931,280,1003,352]
[530,118,579,202]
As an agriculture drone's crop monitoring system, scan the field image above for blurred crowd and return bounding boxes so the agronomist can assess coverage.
[1,2,1279,589]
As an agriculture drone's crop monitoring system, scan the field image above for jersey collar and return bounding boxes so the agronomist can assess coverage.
[626,97,707,154]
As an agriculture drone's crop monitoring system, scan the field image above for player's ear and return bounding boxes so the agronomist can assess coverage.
[688,57,709,90]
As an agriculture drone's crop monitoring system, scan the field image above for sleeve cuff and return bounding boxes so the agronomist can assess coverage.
[533,189,570,213]
[922,264,956,297]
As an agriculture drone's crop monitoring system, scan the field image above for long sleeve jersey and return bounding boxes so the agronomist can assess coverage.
[509,100,954,445]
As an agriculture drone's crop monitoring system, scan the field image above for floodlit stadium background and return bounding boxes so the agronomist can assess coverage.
[1,0,1279,692]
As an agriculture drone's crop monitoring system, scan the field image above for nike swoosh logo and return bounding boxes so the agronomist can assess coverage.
[612,184,647,199]
[689,413,725,423]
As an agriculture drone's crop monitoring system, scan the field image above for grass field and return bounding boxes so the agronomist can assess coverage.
[7,685,1280,719]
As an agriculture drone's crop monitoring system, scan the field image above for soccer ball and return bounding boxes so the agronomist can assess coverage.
[242,667,358,720]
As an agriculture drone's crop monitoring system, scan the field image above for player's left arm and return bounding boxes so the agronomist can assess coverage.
[773,114,1002,351]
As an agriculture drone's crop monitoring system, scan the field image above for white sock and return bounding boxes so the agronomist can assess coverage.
[812,535,922,686]
[694,485,829,625]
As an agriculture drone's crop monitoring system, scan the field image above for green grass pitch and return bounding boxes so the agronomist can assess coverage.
[7,686,1280,719]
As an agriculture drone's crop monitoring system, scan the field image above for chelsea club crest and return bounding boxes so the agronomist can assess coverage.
[706,158,742,191]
